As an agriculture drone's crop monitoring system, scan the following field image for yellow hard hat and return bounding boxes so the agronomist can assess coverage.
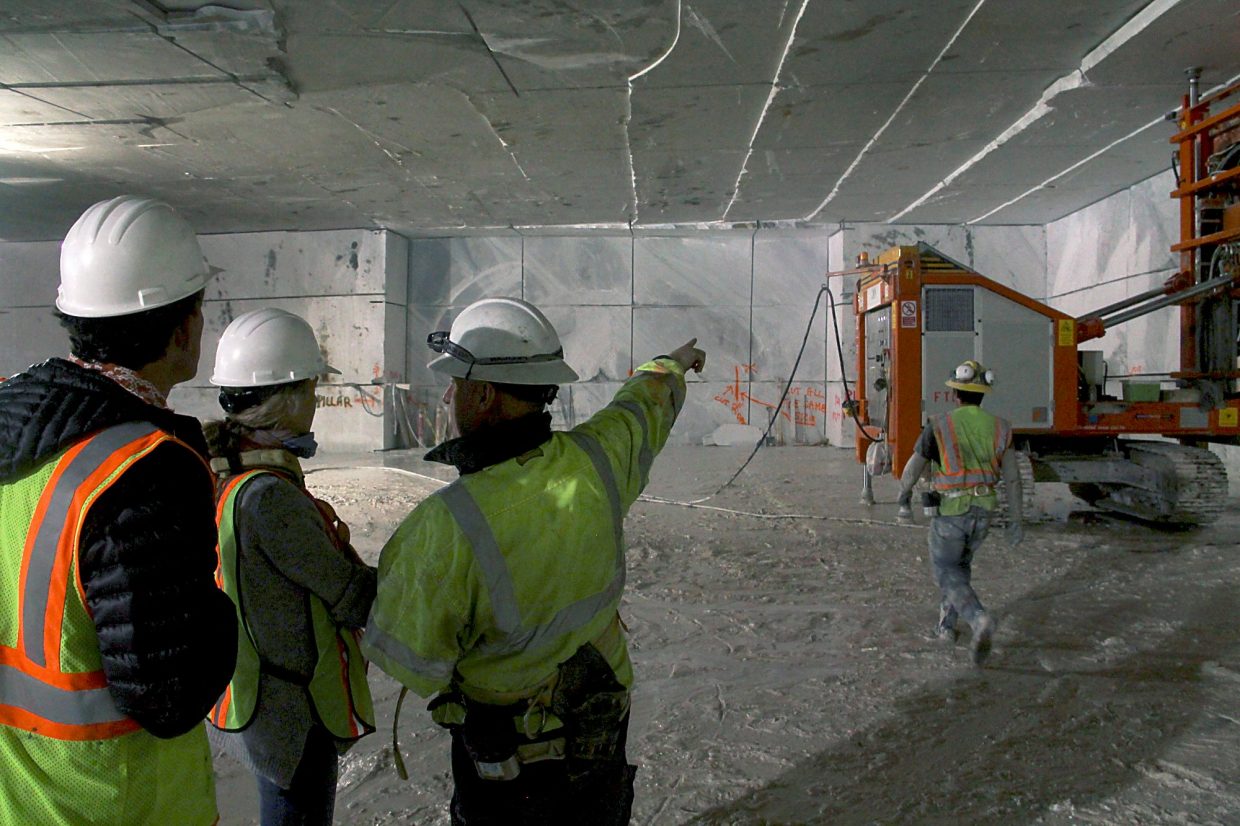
[945,359,994,393]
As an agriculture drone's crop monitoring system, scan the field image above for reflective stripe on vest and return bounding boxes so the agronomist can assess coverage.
[641,362,686,414]
[931,410,1010,491]
[1,421,170,740]
[613,400,654,490]
[208,471,264,732]
[210,469,375,740]
[377,431,628,686]
[436,432,626,659]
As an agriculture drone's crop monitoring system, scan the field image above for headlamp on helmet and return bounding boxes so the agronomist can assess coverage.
[945,360,994,393]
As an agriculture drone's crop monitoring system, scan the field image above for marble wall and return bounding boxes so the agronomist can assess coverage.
[403,229,842,447]
[1045,170,1180,383]
[403,224,1048,448]
[3,178,1197,464]
[0,240,61,378]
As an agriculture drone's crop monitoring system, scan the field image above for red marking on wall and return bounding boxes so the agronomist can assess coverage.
[712,363,821,428]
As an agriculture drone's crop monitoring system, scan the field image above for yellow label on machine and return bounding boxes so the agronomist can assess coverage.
[1220,408,1238,427]
[1057,319,1076,346]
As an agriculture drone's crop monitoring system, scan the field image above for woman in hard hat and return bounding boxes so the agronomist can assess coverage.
[204,307,375,826]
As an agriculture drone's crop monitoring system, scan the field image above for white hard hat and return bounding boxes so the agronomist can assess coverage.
[211,308,340,387]
[57,195,213,318]
[427,297,578,384]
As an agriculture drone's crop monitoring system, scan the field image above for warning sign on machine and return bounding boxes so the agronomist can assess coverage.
[899,300,918,328]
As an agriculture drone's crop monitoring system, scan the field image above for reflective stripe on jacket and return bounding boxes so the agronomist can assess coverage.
[211,469,375,740]
[363,358,686,702]
[0,421,217,824]
[930,406,1012,515]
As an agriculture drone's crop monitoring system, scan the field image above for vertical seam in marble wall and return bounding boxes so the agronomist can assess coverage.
[1042,223,1050,303]
[629,231,635,375]
[747,227,756,425]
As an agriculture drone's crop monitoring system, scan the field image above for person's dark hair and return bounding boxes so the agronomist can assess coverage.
[491,381,559,407]
[56,290,204,369]
[955,389,985,406]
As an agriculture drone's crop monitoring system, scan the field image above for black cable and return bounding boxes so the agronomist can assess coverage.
[711,281,887,495]
[826,287,884,444]
[342,383,386,418]
[712,285,828,495]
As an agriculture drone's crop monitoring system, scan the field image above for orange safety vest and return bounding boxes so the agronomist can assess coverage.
[210,468,374,740]
[930,406,1011,493]
[0,420,218,824]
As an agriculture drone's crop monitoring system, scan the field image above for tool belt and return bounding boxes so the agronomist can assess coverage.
[940,483,995,498]
[432,628,630,782]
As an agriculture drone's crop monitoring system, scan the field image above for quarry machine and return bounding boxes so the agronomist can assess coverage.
[846,75,1240,525]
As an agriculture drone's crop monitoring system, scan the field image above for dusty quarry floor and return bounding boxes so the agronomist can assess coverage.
[213,445,1240,825]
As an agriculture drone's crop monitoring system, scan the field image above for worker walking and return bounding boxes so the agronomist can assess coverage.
[204,308,376,825]
[897,359,1023,665]
[362,297,705,826]
[0,195,238,823]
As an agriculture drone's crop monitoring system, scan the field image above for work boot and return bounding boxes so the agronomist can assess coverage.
[970,613,996,666]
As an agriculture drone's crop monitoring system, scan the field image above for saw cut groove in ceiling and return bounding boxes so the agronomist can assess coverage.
[458,3,520,98]
[626,0,684,225]
[803,0,990,222]
[320,106,414,169]
[0,0,1237,238]
[720,0,811,223]
[967,115,1164,224]
[888,0,1189,223]
[969,70,1240,225]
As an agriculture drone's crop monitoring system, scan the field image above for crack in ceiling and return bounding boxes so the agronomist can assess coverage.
[721,0,810,223]
[0,0,1235,238]
[889,0,1189,224]
[804,0,990,223]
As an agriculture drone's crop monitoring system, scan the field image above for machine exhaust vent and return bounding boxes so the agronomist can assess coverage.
[924,287,975,332]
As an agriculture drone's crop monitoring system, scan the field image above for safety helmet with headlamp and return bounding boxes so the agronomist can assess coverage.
[427,297,578,385]
[945,359,994,394]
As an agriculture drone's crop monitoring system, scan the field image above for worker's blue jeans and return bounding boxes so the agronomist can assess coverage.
[256,725,339,826]
[928,506,992,633]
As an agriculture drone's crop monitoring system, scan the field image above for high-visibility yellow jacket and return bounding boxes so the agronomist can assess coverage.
[211,468,375,740]
[930,405,1012,516]
[0,422,217,824]
[362,358,686,702]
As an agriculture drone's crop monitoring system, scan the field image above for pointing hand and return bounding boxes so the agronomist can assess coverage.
[669,339,706,373]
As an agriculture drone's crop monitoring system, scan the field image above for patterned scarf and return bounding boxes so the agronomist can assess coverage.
[68,356,169,409]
